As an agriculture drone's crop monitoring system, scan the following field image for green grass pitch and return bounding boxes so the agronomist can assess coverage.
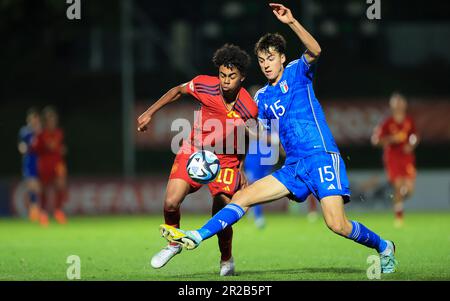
[1,211,449,280]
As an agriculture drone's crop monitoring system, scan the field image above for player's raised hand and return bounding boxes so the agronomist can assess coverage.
[269,3,295,24]
[137,111,152,132]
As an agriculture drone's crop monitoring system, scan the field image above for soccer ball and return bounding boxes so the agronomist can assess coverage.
[186,150,220,184]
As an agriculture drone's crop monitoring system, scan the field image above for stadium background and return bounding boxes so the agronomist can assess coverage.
[1,0,449,216]
[0,0,450,281]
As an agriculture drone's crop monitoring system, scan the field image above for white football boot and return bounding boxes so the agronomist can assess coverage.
[219,257,235,276]
[380,240,398,273]
[150,244,182,269]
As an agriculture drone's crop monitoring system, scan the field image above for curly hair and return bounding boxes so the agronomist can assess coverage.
[212,44,251,76]
[254,33,286,55]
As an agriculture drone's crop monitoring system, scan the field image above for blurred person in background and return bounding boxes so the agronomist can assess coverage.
[32,106,68,227]
[17,107,42,222]
[371,93,419,228]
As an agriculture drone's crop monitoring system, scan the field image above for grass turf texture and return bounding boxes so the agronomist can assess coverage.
[0,212,449,280]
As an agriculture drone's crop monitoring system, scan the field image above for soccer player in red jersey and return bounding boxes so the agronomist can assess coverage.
[372,93,419,227]
[32,106,69,226]
[137,44,257,275]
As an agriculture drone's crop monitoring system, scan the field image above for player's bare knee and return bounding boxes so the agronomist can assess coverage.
[164,197,181,211]
[326,220,349,236]
[231,190,250,210]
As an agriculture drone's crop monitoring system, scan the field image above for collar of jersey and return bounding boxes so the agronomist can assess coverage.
[266,68,286,90]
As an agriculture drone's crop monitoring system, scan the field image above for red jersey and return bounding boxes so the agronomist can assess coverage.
[376,115,417,161]
[33,128,65,163]
[180,75,258,168]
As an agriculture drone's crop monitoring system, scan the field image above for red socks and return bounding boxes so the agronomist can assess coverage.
[218,227,233,262]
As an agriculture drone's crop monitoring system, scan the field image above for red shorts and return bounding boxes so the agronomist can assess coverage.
[384,155,416,183]
[38,160,67,185]
[169,153,241,197]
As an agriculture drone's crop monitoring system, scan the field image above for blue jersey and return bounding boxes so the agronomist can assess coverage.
[255,53,350,203]
[255,54,339,165]
[18,125,38,178]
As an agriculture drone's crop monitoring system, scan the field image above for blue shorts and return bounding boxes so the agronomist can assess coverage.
[22,155,38,179]
[272,152,351,203]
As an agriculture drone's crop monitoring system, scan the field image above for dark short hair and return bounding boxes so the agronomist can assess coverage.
[391,91,405,98]
[254,33,286,56]
[212,44,251,76]
[42,105,58,116]
[26,106,40,117]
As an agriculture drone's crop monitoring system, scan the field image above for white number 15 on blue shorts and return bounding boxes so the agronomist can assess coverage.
[272,152,351,203]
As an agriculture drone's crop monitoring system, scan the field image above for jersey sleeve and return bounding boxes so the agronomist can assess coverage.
[184,75,202,101]
[18,127,25,143]
[18,126,33,146]
[184,75,217,105]
[286,51,317,82]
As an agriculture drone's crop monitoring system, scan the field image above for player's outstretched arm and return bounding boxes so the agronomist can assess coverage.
[137,84,189,132]
[269,3,321,64]
[371,122,402,148]
[370,125,383,147]
[371,130,392,148]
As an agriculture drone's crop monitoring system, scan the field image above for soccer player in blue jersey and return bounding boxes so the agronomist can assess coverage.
[18,108,42,222]
[160,3,398,273]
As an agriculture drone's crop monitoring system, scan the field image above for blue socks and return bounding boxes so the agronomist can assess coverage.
[193,205,388,254]
[253,205,263,219]
[197,204,246,240]
[348,220,387,253]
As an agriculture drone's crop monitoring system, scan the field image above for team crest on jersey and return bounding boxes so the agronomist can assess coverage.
[227,111,240,118]
[279,80,289,94]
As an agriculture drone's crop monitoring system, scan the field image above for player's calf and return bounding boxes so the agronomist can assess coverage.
[324,219,352,237]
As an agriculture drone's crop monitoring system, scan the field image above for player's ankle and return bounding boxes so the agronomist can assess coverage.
[191,230,204,242]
